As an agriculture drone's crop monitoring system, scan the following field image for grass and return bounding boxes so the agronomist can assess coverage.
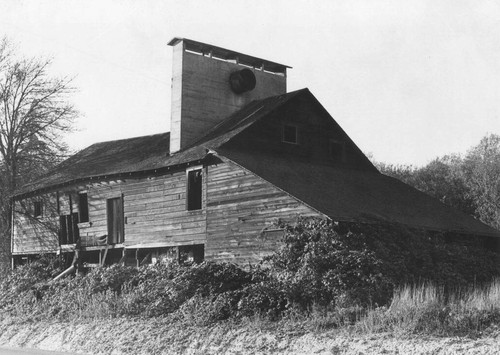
[1,257,500,339]
[1,277,500,355]
[356,279,500,337]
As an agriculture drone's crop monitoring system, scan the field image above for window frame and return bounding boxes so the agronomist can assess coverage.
[186,166,203,211]
[107,196,124,245]
[78,192,89,223]
[33,200,43,218]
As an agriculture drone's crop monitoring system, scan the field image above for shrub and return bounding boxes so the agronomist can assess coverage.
[266,219,387,308]
[1,219,498,330]
[0,255,63,310]
[235,281,289,320]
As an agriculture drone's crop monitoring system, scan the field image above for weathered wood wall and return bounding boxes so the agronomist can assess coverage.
[170,45,286,152]
[206,159,323,264]
[224,94,377,171]
[79,168,207,249]
[12,194,59,254]
[13,159,325,264]
[13,167,208,254]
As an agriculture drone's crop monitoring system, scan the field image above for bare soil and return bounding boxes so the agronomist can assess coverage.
[1,318,499,354]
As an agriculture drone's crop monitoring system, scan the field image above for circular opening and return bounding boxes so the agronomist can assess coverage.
[229,68,256,94]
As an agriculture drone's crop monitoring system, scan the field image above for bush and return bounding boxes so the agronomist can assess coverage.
[1,219,498,330]
[0,255,63,310]
[266,219,387,308]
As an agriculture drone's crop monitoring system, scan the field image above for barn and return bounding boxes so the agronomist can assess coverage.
[10,38,500,269]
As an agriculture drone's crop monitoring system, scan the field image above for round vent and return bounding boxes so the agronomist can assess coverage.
[229,68,256,94]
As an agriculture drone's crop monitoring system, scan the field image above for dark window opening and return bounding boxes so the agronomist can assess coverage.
[282,124,298,144]
[152,247,178,265]
[179,244,204,264]
[187,169,202,211]
[107,197,124,244]
[34,201,43,218]
[59,213,79,245]
[329,140,345,162]
[79,193,89,223]
[107,198,123,244]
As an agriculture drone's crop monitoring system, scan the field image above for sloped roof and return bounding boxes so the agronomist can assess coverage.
[14,89,500,237]
[15,90,306,197]
[219,149,500,237]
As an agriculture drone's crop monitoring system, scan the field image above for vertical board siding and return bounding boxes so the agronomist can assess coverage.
[171,49,286,152]
[206,161,323,264]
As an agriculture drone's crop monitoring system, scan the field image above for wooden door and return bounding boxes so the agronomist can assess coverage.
[107,197,124,244]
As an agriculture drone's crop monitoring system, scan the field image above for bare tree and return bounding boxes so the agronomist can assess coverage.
[0,38,77,269]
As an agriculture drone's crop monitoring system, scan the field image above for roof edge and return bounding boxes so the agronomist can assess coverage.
[168,37,291,73]
[12,155,214,200]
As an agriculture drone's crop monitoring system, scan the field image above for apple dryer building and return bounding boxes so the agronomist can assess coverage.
[11,38,500,267]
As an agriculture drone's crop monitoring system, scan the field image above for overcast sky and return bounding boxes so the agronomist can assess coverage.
[1,0,499,166]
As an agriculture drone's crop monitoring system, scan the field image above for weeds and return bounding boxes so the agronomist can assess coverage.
[1,220,499,338]
[357,280,500,336]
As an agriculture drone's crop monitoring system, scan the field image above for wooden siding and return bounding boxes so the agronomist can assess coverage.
[13,168,208,254]
[80,169,207,249]
[206,159,324,264]
[12,193,59,254]
[13,160,325,264]
[223,95,376,171]
[170,47,286,152]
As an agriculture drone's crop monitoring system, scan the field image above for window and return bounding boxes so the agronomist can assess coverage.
[78,193,89,223]
[33,201,43,218]
[187,168,202,211]
[59,213,79,245]
[329,140,345,162]
[107,197,124,244]
[179,244,204,264]
[282,124,298,144]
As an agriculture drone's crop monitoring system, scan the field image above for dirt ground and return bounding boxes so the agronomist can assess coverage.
[1,318,499,355]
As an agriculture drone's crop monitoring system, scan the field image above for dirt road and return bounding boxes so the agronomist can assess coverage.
[0,348,80,354]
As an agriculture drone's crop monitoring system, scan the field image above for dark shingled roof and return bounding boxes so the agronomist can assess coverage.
[219,149,500,237]
[15,90,305,196]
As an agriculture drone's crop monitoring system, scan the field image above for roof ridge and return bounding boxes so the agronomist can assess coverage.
[183,88,309,151]
[90,131,170,147]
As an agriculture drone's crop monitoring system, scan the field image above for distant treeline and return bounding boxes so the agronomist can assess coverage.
[375,133,500,230]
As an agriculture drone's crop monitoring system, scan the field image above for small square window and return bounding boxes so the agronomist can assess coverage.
[34,201,43,218]
[282,124,298,144]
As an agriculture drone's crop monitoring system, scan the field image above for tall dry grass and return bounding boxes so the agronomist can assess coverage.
[357,279,500,336]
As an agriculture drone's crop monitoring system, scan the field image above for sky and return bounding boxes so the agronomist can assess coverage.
[1,0,499,167]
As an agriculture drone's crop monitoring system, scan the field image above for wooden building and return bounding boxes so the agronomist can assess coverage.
[11,38,500,268]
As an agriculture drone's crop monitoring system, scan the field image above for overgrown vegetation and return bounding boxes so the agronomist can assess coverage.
[359,281,500,336]
[1,219,499,337]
